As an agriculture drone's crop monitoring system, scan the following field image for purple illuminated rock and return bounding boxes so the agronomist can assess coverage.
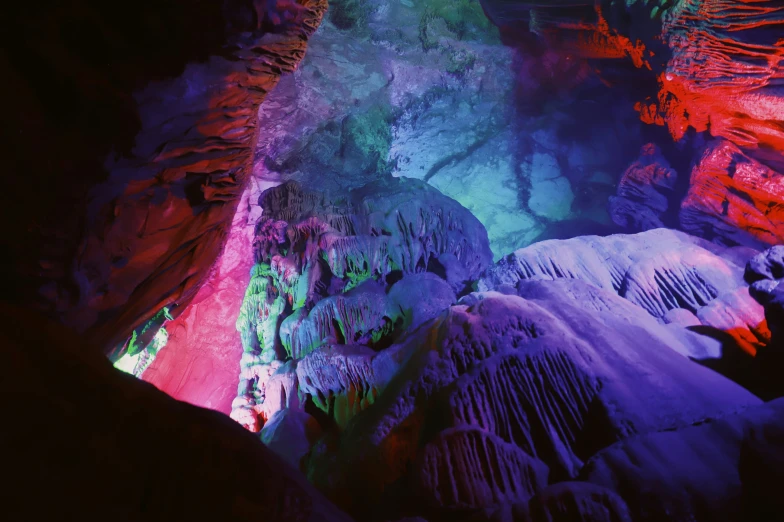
[260,409,324,470]
[417,427,549,510]
[524,482,633,522]
[306,279,760,519]
[580,398,784,522]
[478,229,769,357]
[609,144,677,232]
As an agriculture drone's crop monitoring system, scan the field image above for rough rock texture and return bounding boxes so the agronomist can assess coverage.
[142,181,278,413]
[609,143,678,232]
[524,482,633,522]
[744,245,784,398]
[479,0,784,250]
[580,397,784,522]
[478,228,770,358]
[305,280,760,520]
[246,0,643,259]
[0,302,351,522]
[3,0,327,355]
[417,427,550,510]
[260,409,324,469]
[231,179,489,431]
[654,0,784,152]
[680,140,784,249]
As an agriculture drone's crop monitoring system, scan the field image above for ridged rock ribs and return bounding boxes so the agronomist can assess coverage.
[3,0,327,355]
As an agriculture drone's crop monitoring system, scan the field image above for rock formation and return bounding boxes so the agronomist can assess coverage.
[680,140,784,249]
[580,397,784,522]
[230,178,492,431]
[304,279,761,520]
[609,143,678,232]
[3,0,327,355]
[479,0,784,251]
[6,1,784,521]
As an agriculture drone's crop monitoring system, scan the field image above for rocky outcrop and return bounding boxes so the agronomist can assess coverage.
[231,178,490,431]
[523,482,633,522]
[417,427,549,510]
[609,143,678,232]
[140,185,263,413]
[3,0,327,355]
[680,140,784,249]
[260,409,324,469]
[305,279,760,520]
[478,228,770,357]
[744,245,784,398]
[654,0,784,151]
[479,0,784,249]
[580,397,784,522]
[0,301,351,522]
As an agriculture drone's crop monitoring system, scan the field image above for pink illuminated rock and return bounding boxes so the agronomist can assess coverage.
[1,302,352,522]
[143,185,259,414]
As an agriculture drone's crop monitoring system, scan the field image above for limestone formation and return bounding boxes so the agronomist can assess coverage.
[4,0,328,355]
[581,398,784,522]
[609,144,677,232]
[478,228,770,357]
[231,178,489,431]
[680,141,784,249]
[305,280,760,519]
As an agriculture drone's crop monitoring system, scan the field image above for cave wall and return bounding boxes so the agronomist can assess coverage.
[478,0,784,248]
[2,0,327,356]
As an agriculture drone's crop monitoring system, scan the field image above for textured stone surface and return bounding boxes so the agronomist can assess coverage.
[3,0,327,355]
[581,398,784,522]
[610,143,677,232]
[231,178,488,431]
[478,228,770,358]
[524,482,633,522]
[245,0,644,260]
[744,245,784,398]
[260,409,324,469]
[680,140,784,249]
[655,0,784,152]
[479,0,784,250]
[306,280,759,520]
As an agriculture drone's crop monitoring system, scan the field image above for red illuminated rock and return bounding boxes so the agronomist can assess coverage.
[481,0,784,247]
[680,140,784,249]
[654,0,784,151]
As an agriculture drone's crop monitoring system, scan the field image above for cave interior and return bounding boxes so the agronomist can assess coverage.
[3,0,784,521]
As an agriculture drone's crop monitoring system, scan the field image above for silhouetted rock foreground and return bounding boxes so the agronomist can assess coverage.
[1,301,351,522]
